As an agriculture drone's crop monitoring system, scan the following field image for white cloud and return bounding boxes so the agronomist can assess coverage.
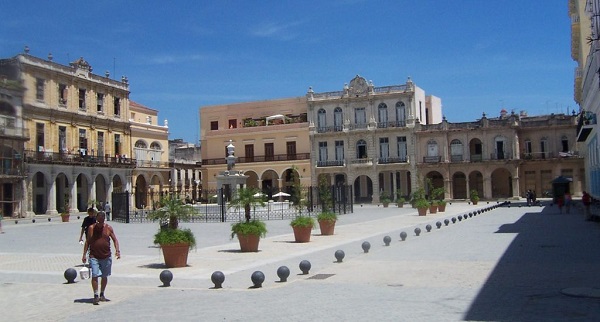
[249,21,304,41]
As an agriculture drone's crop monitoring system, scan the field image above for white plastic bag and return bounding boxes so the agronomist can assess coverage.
[79,265,90,280]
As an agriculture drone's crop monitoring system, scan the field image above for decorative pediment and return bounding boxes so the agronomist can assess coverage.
[70,57,92,74]
[348,75,368,96]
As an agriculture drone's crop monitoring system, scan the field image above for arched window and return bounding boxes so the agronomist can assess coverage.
[450,139,463,161]
[317,108,326,132]
[356,139,367,159]
[378,103,388,127]
[135,140,147,149]
[150,142,161,150]
[395,101,406,126]
[334,107,343,131]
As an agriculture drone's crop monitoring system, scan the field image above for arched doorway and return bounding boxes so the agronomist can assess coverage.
[55,173,69,213]
[426,171,444,196]
[469,171,484,199]
[76,174,90,212]
[95,175,107,204]
[353,175,373,203]
[452,172,467,199]
[244,171,259,189]
[112,175,124,193]
[135,175,148,209]
[261,170,279,199]
[33,172,47,214]
[491,168,512,198]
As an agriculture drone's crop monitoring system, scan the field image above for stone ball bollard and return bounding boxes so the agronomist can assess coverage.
[48,218,51,222]
[436,221,442,229]
[211,271,225,288]
[414,227,421,236]
[426,224,432,232]
[463,214,468,220]
[458,216,462,222]
[251,271,265,288]
[335,250,345,263]
[451,217,456,223]
[159,270,173,287]
[383,235,392,246]
[277,266,290,282]
[299,260,311,275]
[444,219,450,226]
[362,241,371,253]
[64,268,77,283]
[400,231,407,241]
[32,219,36,223]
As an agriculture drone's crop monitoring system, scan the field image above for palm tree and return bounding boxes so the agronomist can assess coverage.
[148,195,194,229]
[229,187,266,222]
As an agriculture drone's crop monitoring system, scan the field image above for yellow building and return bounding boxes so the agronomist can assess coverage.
[0,49,170,216]
[129,100,170,209]
[200,97,310,198]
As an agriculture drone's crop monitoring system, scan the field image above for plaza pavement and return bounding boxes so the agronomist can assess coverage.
[0,200,599,321]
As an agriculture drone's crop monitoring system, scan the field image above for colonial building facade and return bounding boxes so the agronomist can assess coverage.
[415,111,584,200]
[571,0,600,198]
[308,75,442,203]
[200,97,310,198]
[0,76,28,217]
[0,49,169,217]
[168,138,202,202]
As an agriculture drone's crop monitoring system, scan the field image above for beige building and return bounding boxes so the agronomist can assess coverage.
[308,75,442,203]
[0,49,171,217]
[200,97,310,198]
[415,111,584,200]
[0,76,28,217]
[571,0,600,198]
[168,139,202,202]
[129,101,170,210]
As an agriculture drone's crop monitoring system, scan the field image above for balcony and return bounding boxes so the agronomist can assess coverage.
[24,150,136,168]
[0,160,25,177]
[377,120,406,129]
[378,157,408,164]
[350,157,373,165]
[0,123,30,140]
[317,160,344,167]
[490,152,511,160]
[450,155,463,162]
[577,111,596,142]
[470,154,483,162]
[423,156,441,163]
[348,123,368,130]
[316,125,343,133]
[202,153,310,166]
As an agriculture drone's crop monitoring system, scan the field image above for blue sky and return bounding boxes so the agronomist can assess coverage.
[0,1,575,143]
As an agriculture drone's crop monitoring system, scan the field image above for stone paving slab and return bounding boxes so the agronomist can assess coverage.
[1,201,599,321]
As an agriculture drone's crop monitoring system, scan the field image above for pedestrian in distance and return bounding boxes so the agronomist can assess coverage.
[526,190,532,206]
[82,211,120,305]
[564,192,572,214]
[582,191,592,221]
[104,201,111,221]
[557,196,564,214]
[79,207,97,244]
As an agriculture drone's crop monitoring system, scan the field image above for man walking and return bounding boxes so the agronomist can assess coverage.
[79,208,97,244]
[582,191,592,221]
[104,201,111,221]
[82,212,120,305]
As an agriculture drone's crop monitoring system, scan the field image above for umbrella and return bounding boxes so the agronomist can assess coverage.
[253,192,265,198]
[273,192,291,197]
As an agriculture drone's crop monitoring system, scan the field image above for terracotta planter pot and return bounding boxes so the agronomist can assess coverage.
[318,220,336,236]
[397,203,404,208]
[237,234,260,252]
[418,207,428,216]
[161,243,190,268]
[382,203,389,208]
[61,214,70,222]
[429,205,438,214]
[472,200,478,205]
[292,226,312,243]
[438,204,446,212]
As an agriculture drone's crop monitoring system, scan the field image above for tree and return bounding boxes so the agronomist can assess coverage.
[229,187,266,222]
[148,195,194,229]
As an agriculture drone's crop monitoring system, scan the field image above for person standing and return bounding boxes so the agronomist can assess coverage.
[582,191,592,221]
[104,202,111,221]
[79,208,97,244]
[82,211,120,305]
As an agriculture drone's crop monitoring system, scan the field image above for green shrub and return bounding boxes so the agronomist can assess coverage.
[290,216,315,228]
[231,220,267,239]
[317,211,337,223]
[415,199,430,209]
[154,228,196,249]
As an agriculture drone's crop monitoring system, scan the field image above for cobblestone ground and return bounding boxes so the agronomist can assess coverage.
[1,201,599,321]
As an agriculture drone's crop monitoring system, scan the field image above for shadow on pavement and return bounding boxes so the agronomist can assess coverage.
[464,205,600,321]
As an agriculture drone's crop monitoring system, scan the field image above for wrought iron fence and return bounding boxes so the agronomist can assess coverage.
[111,184,353,224]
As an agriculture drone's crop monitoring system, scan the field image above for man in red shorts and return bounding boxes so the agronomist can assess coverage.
[82,211,120,305]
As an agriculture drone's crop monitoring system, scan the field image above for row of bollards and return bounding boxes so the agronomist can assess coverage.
[64,201,511,288]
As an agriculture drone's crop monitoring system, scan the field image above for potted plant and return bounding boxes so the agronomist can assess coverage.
[438,199,447,212]
[429,200,438,214]
[317,211,337,235]
[415,199,430,216]
[397,197,406,208]
[380,191,391,207]
[61,194,70,222]
[290,216,315,243]
[228,187,267,252]
[231,220,267,252]
[411,188,426,209]
[148,195,195,268]
[470,189,480,205]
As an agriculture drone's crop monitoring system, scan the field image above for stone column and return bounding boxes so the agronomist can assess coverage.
[512,176,521,199]
[47,177,58,216]
[69,179,77,213]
